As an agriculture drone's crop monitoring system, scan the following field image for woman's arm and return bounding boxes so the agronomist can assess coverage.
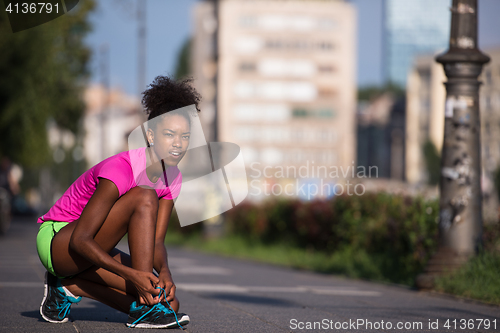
[69,178,159,304]
[153,198,176,301]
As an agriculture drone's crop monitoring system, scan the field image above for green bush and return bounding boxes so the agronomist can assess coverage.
[225,193,440,284]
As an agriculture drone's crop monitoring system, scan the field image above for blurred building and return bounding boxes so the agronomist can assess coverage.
[83,85,143,167]
[405,54,447,185]
[191,1,218,144]
[406,48,500,220]
[384,0,450,87]
[482,50,500,182]
[357,93,405,180]
[192,0,357,200]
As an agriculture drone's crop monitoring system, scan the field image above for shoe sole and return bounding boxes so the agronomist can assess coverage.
[40,272,68,324]
[126,314,190,329]
[167,314,190,329]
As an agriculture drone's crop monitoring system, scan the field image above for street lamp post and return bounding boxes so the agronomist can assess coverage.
[416,0,490,289]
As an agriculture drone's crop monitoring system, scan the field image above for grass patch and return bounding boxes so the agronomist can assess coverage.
[434,251,500,305]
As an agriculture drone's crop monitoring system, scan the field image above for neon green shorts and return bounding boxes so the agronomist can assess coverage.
[36,221,69,278]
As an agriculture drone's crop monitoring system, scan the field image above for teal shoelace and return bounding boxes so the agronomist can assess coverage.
[56,293,80,320]
[129,287,183,329]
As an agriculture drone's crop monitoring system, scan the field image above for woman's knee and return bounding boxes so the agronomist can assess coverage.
[170,296,180,312]
[128,187,159,212]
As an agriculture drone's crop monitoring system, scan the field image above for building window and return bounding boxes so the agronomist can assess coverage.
[266,40,282,49]
[292,108,336,119]
[234,37,264,54]
[317,109,335,118]
[291,129,305,142]
[485,70,492,86]
[318,18,337,30]
[235,126,256,142]
[318,87,337,97]
[234,104,290,122]
[292,109,308,118]
[319,42,334,51]
[422,98,430,112]
[259,59,315,77]
[234,81,255,99]
[234,81,317,102]
[317,129,336,143]
[238,15,339,32]
[264,40,335,52]
[318,65,335,73]
[239,62,256,72]
[485,96,491,110]
[240,16,257,28]
[261,148,283,165]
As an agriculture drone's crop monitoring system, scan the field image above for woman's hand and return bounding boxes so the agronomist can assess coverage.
[157,270,176,303]
[127,269,160,305]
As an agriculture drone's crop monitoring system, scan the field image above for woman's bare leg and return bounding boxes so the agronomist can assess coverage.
[51,186,158,276]
[50,186,180,312]
[61,249,180,313]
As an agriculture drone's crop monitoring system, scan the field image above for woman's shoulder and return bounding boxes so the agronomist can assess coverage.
[96,148,145,169]
[91,149,146,197]
[92,149,148,182]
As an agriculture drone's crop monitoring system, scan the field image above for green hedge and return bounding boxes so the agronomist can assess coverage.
[224,193,440,284]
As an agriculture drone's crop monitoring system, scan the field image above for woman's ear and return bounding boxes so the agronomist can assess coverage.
[146,128,154,146]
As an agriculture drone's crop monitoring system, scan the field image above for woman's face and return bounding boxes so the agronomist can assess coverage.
[148,113,190,167]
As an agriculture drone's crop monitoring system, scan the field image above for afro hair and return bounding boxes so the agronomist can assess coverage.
[141,75,201,123]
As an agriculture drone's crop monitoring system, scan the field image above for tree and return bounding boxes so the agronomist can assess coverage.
[0,1,95,167]
[357,82,405,102]
[423,140,441,186]
[174,37,192,80]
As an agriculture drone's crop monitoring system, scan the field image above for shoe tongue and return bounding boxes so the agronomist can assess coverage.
[66,295,82,303]
[131,301,152,311]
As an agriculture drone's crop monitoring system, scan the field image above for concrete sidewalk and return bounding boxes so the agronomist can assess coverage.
[1,217,499,332]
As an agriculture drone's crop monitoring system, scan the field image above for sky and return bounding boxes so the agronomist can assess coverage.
[85,0,500,97]
[85,0,199,97]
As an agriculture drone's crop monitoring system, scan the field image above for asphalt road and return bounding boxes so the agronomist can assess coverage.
[0,217,499,333]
